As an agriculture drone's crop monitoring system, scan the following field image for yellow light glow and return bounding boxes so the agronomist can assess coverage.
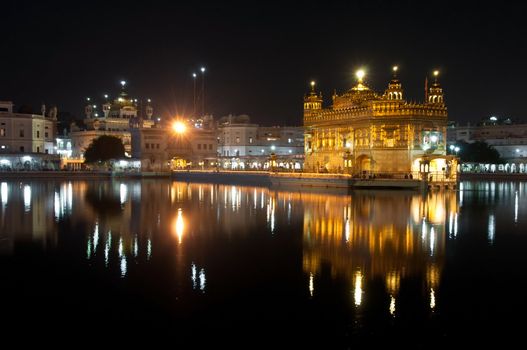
[393,66,398,72]
[433,70,439,77]
[310,81,315,87]
[173,208,185,244]
[172,121,187,134]
[356,69,365,81]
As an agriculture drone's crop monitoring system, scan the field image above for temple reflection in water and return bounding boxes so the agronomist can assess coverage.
[299,190,458,313]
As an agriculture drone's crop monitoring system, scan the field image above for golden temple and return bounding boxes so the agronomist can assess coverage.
[303,67,457,181]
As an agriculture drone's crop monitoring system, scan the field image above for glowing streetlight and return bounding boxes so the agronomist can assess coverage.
[310,80,315,92]
[200,67,206,116]
[450,145,455,151]
[433,70,439,77]
[172,121,187,134]
[104,94,108,99]
[454,146,460,155]
[356,69,365,83]
[393,66,398,72]
[147,98,151,103]
[86,97,91,102]
[120,80,126,87]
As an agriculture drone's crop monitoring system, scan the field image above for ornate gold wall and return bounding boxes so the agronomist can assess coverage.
[303,70,451,175]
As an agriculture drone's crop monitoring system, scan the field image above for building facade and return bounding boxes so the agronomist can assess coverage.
[448,116,527,160]
[0,101,60,170]
[0,101,57,155]
[217,114,304,170]
[304,69,457,181]
[70,83,154,158]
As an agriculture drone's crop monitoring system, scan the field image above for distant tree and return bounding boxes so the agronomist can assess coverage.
[84,135,125,163]
[453,140,503,163]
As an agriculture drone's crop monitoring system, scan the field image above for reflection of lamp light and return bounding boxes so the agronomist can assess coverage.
[174,208,184,244]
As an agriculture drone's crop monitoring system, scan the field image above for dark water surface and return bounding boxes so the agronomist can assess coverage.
[0,180,526,346]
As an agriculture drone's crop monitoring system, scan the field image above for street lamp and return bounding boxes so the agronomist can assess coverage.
[172,121,187,134]
[454,146,460,156]
[200,67,206,116]
[192,73,197,117]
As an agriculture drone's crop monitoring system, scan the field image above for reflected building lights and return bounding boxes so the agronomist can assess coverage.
[133,235,138,258]
[191,262,197,289]
[354,270,363,306]
[389,295,396,316]
[199,268,206,292]
[430,227,435,256]
[105,232,112,267]
[1,182,7,206]
[120,256,127,278]
[147,238,152,260]
[488,214,495,244]
[309,272,314,297]
[23,185,31,211]
[120,183,128,204]
[93,222,99,251]
[515,191,518,223]
[430,288,436,310]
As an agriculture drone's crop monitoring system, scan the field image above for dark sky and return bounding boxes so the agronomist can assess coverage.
[1,1,526,126]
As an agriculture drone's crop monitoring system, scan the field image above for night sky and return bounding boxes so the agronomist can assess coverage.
[1,1,526,126]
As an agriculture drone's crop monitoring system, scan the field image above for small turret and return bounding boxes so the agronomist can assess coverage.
[428,70,444,105]
[304,81,323,119]
[384,66,404,100]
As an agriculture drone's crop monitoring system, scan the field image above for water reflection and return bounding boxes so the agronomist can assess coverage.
[1,179,526,333]
[301,190,459,315]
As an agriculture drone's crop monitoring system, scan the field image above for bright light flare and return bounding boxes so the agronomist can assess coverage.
[356,69,365,81]
[172,121,187,134]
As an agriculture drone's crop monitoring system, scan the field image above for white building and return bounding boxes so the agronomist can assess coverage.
[0,101,57,154]
[447,116,527,160]
[216,114,304,170]
[0,101,60,170]
[70,82,154,158]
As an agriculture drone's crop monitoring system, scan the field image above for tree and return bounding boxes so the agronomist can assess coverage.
[453,140,503,163]
[84,135,125,163]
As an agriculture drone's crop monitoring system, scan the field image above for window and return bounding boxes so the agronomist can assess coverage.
[146,143,150,149]
[45,149,49,154]
[45,132,48,138]
[156,144,159,149]
[249,137,253,144]
[20,146,24,152]
[19,129,24,137]
[198,144,202,150]
[37,130,40,138]
[0,128,5,136]
[209,144,212,150]
[37,146,40,153]
[236,137,240,143]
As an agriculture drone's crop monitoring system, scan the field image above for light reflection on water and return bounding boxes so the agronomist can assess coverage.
[0,179,526,340]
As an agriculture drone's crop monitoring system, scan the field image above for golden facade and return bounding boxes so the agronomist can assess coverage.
[304,69,457,179]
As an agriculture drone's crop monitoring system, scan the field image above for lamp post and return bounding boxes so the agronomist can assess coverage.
[192,73,197,117]
[200,67,206,116]
[454,146,460,156]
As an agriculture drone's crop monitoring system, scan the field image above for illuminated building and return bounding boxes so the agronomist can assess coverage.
[304,69,458,181]
[0,101,60,169]
[70,82,154,158]
[217,114,304,170]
